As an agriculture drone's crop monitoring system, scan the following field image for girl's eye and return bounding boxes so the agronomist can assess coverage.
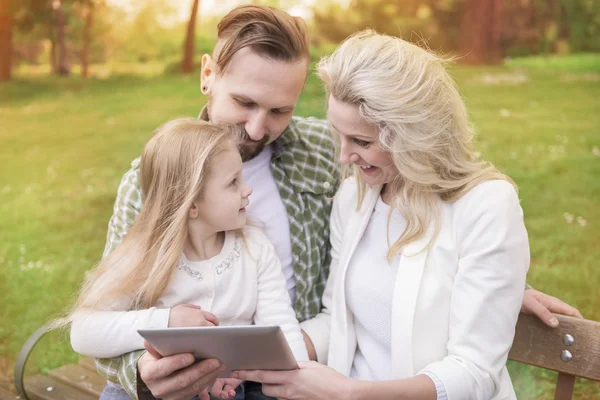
[352,138,372,148]
[230,178,238,187]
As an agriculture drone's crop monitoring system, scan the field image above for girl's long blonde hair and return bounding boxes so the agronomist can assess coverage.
[59,119,242,324]
[317,30,515,260]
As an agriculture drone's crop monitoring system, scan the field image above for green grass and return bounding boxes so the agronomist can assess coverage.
[1,56,599,398]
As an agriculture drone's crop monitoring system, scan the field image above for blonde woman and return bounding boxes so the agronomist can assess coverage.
[62,119,308,399]
[232,31,531,400]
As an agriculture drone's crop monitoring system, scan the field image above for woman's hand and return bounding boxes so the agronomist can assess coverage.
[521,289,583,327]
[168,304,219,327]
[231,361,353,400]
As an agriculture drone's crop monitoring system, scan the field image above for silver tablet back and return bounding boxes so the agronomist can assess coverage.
[138,325,298,374]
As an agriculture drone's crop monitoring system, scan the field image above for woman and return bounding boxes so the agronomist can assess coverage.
[233,30,530,400]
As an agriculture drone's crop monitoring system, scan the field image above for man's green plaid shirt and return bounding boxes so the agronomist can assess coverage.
[95,115,339,399]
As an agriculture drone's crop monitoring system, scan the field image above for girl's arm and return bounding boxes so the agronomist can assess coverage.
[70,307,170,358]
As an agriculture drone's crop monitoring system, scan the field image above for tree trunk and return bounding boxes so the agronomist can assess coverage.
[0,0,13,82]
[81,2,93,77]
[50,37,58,74]
[459,0,504,64]
[181,0,199,74]
[54,0,70,76]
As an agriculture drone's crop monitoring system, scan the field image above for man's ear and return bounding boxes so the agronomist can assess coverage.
[200,54,214,94]
[189,203,199,219]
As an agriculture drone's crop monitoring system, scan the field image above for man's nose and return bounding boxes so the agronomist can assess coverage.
[245,111,268,141]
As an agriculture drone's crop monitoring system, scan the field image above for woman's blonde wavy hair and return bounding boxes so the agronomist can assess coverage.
[317,30,515,260]
[55,119,243,327]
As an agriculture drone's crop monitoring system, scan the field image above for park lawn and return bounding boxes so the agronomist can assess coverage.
[1,56,599,398]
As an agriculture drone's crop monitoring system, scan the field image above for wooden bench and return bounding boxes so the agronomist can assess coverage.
[5,314,600,400]
[508,313,600,399]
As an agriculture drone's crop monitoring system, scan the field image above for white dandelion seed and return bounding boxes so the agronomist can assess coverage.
[563,213,574,224]
[576,216,587,227]
[499,109,511,117]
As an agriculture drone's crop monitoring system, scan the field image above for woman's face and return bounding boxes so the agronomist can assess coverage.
[328,95,398,186]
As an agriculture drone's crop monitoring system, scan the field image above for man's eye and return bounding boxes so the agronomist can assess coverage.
[272,109,290,115]
[236,99,253,108]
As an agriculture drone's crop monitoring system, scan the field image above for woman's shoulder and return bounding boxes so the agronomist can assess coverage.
[452,179,521,217]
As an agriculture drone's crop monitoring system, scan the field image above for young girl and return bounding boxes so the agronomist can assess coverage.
[62,119,308,399]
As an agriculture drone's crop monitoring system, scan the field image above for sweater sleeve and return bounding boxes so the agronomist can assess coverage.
[70,308,171,358]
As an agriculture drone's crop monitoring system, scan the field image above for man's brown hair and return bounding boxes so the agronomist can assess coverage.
[214,5,310,73]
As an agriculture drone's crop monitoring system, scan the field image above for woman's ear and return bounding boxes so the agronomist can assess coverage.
[189,203,199,219]
[200,54,214,94]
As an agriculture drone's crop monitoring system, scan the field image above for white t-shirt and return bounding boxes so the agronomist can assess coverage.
[346,196,406,381]
[242,145,296,305]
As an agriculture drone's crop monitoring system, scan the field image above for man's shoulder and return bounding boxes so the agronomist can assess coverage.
[289,116,334,151]
[282,116,339,190]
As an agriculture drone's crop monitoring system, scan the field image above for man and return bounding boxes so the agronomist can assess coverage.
[96,5,582,400]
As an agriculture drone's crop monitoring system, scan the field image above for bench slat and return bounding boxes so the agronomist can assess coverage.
[509,314,600,381]
[78,357,98,374]
[49,363,106,397]
[23,375,97,400]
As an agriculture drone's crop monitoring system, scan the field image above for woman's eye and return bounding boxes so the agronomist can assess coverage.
[352,138,371,148]
[230,178,238,187]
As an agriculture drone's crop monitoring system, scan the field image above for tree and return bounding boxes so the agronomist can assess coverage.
[0,0,13,81]
[181,0,199,74]
[80,0,93,77]
[459,0,504,64]
[53,0,70,75]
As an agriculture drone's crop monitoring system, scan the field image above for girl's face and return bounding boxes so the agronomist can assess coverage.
[192,142,252,233]
[328,95,398,187]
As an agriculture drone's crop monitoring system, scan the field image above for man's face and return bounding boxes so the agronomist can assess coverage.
[202,47,308,161]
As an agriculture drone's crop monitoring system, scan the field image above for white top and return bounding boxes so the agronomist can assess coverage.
[301,178,529,400]
[346,197,447,400]
[242,145,296,305]
[346,196,404,381]
[70,226,309,362]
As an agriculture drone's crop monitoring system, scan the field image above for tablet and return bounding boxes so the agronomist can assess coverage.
[137,325,298,376]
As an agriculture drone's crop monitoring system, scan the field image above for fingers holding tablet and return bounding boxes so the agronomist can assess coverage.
[138,342,224,400]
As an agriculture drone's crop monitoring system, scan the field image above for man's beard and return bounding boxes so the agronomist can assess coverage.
[207,97,270,162]
[238,129,270,162]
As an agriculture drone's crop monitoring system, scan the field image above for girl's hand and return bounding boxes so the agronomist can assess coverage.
[169,304,219,327]
[231,361,353,400]
[210,378,242,399]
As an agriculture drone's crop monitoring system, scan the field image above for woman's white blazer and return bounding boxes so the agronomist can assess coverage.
[301,177,530,400]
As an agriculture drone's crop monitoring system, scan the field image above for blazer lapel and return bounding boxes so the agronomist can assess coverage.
[391,223,435,378]
[330,184,382,375]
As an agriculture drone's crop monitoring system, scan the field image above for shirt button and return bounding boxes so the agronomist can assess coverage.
[323,181,331,189]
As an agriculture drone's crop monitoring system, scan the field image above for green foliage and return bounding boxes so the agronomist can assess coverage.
[1,56,599,397]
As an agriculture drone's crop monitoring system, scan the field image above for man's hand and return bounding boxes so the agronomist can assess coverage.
[138,340,225,400]
[521,288,583,327]
[169,304,219,327]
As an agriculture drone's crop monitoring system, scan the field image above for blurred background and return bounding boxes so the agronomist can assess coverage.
[0,0,599,398]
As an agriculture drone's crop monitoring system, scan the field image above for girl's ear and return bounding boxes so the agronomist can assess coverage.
[189,203,199,219]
